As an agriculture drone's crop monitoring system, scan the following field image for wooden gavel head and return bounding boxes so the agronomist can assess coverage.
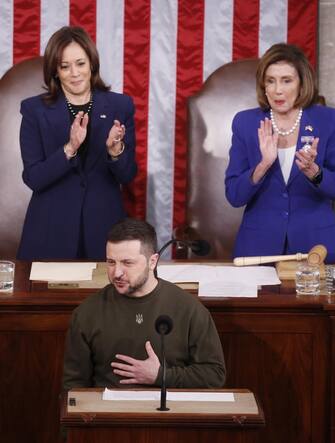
[307,244,327,265]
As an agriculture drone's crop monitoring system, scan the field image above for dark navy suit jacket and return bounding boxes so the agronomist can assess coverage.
[225,105,335,262]
[17,89,137,260]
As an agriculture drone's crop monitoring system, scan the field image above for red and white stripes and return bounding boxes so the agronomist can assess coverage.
[0,0,318,251]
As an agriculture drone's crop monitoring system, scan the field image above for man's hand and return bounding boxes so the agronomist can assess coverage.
[111,341,160,385]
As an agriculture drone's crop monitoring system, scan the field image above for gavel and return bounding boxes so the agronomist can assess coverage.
[233,244,327,266]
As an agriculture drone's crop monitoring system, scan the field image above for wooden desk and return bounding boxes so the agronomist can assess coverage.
[1,261,334,443]
[60,388,264,443]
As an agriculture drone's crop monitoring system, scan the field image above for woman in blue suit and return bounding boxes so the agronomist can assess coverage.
[225,43,335,262]
[17,26,137,260]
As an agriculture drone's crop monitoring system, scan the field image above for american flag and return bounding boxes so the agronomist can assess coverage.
[0,0,318,252]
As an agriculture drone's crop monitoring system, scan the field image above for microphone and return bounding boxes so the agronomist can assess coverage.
[155,315,173,335]
[188,239,211,256]
[154,238,211,278]
[155,315,173,411]
[158,238,211,258]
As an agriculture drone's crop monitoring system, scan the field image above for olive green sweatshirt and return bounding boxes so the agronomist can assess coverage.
[63,278,226,390]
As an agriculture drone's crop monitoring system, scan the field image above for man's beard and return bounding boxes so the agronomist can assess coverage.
[114,265,150,297]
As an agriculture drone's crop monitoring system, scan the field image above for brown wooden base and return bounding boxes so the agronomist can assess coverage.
[0,261,334,443]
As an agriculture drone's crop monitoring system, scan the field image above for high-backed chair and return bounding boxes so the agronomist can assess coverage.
[0,57,44,259]
[184,59,259,260]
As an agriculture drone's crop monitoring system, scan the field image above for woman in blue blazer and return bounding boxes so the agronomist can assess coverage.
[225,43,335,262]
[17,26,137,260]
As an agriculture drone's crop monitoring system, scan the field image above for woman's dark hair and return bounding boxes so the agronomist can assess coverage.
[256,43,319,110]
[43,26,109,103]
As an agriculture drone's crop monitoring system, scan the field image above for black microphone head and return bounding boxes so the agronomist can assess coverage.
[155,315,173,335]
[190,239,211,256]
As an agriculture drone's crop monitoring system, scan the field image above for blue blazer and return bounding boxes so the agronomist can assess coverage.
[225,105,335,262]
[17,89,137,260]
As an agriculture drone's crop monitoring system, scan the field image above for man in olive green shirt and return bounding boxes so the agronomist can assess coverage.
[63,218,226,390]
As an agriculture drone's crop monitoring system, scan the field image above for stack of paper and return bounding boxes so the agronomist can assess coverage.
[157,264,280,297]
[29,262,97,282]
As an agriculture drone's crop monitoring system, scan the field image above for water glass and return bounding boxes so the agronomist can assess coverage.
[295,261,320,295]
[0,260,15,292]
[325,265,335,294]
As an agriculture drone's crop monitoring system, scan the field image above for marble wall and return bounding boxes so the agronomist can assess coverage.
[319,0,335,106]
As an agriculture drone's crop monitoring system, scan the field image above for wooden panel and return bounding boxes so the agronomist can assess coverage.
[0,326,67,443]
[331,315,335,443]
[0,263,333,443]
[213,312,329,443]
[67,427,261,443]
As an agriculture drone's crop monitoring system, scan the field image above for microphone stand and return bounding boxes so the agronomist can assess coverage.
[154,239,187,278]
[157,333,169,411]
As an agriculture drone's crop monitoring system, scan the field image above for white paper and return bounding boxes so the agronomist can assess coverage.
[157,264,280,287]
[199,281,258,297]
[103,389,159,401]
[167,391,234,402]
[102,388,234,402]
[30,262,97,282]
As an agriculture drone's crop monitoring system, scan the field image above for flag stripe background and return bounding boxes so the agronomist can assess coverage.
[96,0,124,93]
[13,0,40,64]
[203,0,234,81]
[146,0,178,248]
[41,0,69,54]
[174,0,205,229]
[123,0,151,220]
[0,0,13,75]
[233,0,260,60]
[0,0,318,252]
[287,0,318,67]
[70,0,97,42]
[259,0,287,56]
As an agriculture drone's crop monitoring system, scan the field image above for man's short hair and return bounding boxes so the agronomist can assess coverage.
[107,218,157,256]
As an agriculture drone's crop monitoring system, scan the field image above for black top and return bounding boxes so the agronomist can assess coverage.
[67,100,93,258]
[67,101,93,166]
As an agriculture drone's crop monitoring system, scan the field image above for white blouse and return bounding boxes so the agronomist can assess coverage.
[277,145,296,184]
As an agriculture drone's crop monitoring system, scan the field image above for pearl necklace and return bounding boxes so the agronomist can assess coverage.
[270,108,303,136]
[66,93,93,117]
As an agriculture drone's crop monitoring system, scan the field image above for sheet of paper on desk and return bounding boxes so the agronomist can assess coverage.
[157,264,280,286]
[102,388,234,402]
[167,392,234,402]
[103,389,159,401]
[30,262,97,281]
[199,281,258,297]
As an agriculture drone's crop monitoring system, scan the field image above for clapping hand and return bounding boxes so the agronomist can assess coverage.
[64,111,89,157]
[252,117,279,183]
[258,117,279,167]
[295,137,319,179]
[106,119,126,156]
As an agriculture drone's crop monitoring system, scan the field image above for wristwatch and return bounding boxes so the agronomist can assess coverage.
[310,167,323,186]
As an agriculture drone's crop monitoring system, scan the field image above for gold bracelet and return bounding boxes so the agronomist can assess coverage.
[64,145,77,158]
[109,141,125,158]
